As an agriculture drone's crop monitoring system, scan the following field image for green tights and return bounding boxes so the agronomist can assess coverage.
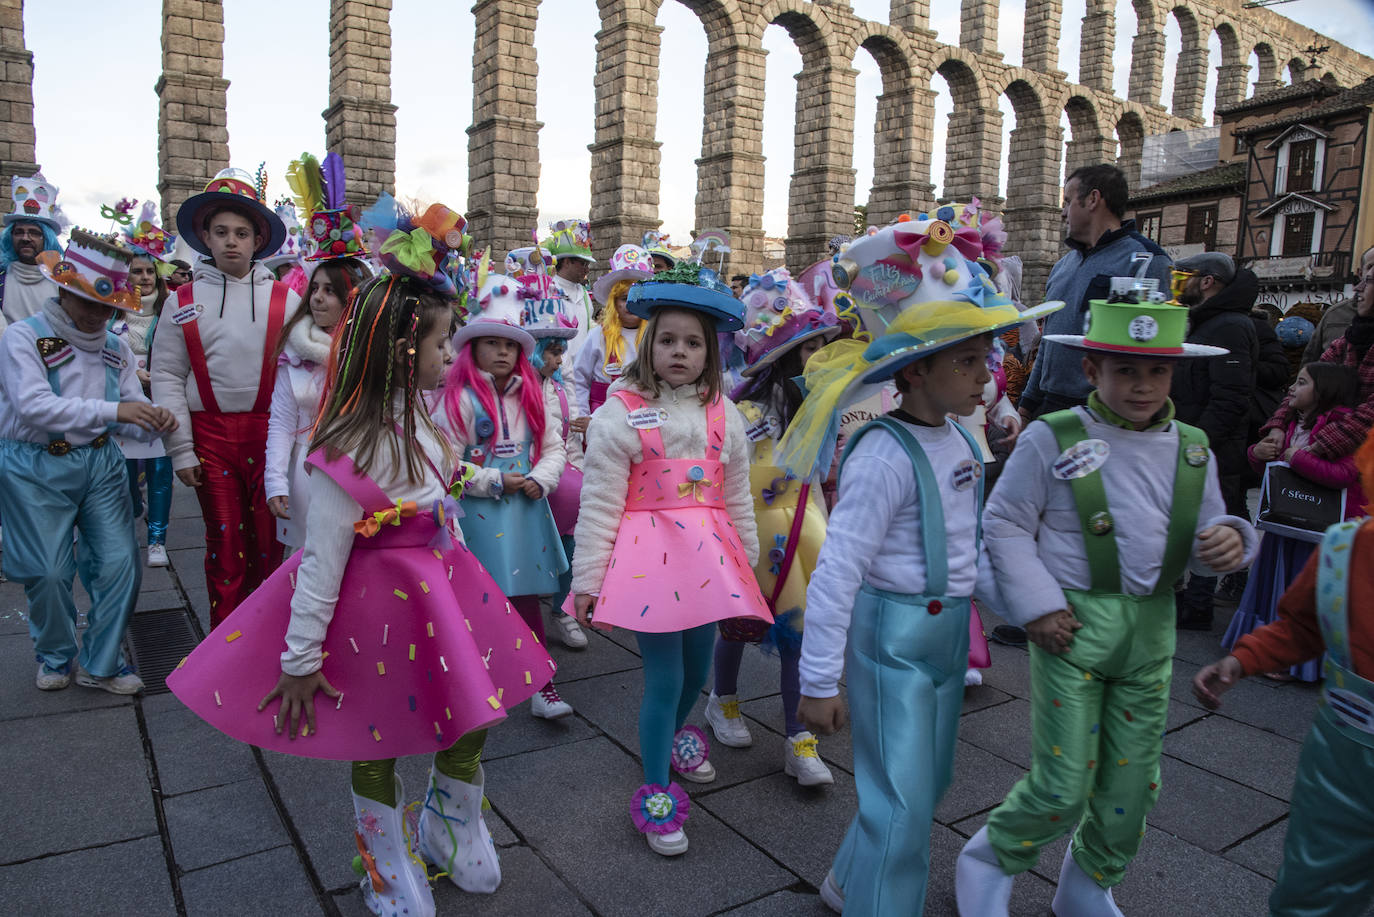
[350,729,488,807]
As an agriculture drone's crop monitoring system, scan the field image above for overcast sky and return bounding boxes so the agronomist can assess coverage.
[25,0,1374,247]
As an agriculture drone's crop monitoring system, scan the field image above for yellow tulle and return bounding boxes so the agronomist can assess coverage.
[776,299,1022,479]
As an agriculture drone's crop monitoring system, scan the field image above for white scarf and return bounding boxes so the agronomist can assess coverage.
[42,296,109,353]
[4,261,51,323]
[286,315,333,366]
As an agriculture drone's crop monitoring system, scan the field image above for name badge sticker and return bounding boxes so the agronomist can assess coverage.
[171,302,203,325]
[626,407,668,430]
[952,459,982,492]
[492,440,522,459]
[605,362,623,378]
[1052,439,1110,480]
[744,415,781,443]
[101,349,126,371]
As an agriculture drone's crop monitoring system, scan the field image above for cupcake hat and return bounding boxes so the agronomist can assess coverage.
[775,208,1064,478]
[452,253,536,351]
[517,272,578,340]
[7,171,67,232]
[733,267,841,376]
[37,228,142,312]
[591,243,654,306]
[175,165,287,260]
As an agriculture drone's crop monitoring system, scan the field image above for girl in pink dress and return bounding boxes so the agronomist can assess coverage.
[572,263,771,857]
[168,241,553,917]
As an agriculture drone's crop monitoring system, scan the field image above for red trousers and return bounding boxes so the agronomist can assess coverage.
[191,412,283,627]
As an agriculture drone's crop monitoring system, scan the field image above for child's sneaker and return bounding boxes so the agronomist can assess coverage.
[670,725,717,783]
[35,662,70,691]
[74,665,144,695]
[147,543,169,568]
[530,682,573,719]
[704,692,753,747]
[819,870,844,913]
[551,612,588,649]
[783,732,834,786]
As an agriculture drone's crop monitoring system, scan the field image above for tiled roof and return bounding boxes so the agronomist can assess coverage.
[1216,79,1336,116]
[1237,76,1374,137]
[1130,162,1245,204]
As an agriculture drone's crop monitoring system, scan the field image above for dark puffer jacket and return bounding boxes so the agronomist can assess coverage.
[1171,268,1260,475]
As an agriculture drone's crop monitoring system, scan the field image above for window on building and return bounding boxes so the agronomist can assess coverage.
[1288,139,1318,192]
[1137,211,1162,242]
[1282,211,1316,256]
[1184,206,1218,248]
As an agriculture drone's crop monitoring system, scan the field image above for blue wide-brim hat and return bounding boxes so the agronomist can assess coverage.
[627,264,744,331]
[176,169,287,261]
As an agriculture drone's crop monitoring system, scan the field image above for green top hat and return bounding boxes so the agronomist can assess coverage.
[1043,295,1227,360]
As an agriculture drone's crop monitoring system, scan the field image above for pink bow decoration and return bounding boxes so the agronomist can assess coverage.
[893,224,984,264]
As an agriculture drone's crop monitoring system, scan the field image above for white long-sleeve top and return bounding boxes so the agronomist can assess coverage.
[433,370,566,499]
[572,325,640,414]
[150,260,301,470]
[571,378,759,596]
[798,418,1003,698]
[0,310,155,445]
[983,406,1260,628]
[264,321,331,501]
[281,406,459,676]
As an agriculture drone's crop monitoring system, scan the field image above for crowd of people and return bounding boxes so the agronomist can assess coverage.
[2,156,1372,917]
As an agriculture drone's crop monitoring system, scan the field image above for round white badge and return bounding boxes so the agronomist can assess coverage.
[1052,439,1110,480]
[626,407,668,430]
[952,459,983,492]
[1128,315,1159,343]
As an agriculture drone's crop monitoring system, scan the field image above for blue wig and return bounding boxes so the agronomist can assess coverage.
[528,336,567,382]
[0,221,62,270]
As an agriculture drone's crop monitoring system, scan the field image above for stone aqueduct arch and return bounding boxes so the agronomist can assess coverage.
[0,0,1371,299]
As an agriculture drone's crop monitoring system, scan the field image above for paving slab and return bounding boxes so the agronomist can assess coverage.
[180,845,322,917]
[699,769,855,885]
[141,691,261,796]
[717,889,833,916]
[1,835,175,915]
[163,778,290,872]
[0,632,134,722]
[924,822,1059,916]
[935,739,1032,826]
[1224,818,1289,880]
[136,588,186,613]
[1212,678,1322,744]
[482,701,599,762]
[0,705,156,862]
[491,736,796,917]
[958,696,1035,769]
[1112,825,1276,916]
[1149,756,1289,852]
[1164,715,1303,801]
[544,629,644,683]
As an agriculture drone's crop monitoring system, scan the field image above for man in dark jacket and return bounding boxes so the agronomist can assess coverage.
[1171,252,1260,629]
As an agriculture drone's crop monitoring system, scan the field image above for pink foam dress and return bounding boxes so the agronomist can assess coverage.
[167,449,555,761]
[589,390,771,634]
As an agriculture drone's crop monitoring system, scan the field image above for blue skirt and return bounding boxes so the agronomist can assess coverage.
[459,441,569,598]
[1221,532,1321,682]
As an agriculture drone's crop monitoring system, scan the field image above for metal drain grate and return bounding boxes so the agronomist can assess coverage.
[125,609,201,696]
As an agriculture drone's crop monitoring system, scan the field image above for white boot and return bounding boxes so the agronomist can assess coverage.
[1051,846,1123,917]
[955,825,1013,917]
[418,764,502,894]
[352,778,434,917]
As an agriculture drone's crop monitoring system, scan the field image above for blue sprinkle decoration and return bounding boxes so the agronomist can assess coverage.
[640,605,650,616]
[1115,807,1125,815]
[408,696,417,711]
[675,521,686,529]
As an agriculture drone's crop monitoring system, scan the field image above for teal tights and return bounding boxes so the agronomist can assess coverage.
[351,729,488,806]
[635,624,716,786]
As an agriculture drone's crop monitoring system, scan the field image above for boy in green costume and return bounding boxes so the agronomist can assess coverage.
[956,274,1258,917]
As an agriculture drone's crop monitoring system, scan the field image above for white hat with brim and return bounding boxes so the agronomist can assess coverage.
[452,319,535,352]
[593,267,653,306]
[1040,334,1227,359]
[740,323,843,378]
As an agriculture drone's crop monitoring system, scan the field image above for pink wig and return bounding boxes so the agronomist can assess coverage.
[444,340,547,465]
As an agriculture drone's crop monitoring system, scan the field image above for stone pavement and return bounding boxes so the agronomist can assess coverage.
[2,484,1367,917]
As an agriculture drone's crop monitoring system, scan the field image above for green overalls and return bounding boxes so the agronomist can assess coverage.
[987,409,1207,888]
[1268,520,1374,917]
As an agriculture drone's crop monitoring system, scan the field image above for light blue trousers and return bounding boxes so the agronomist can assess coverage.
[829,585,970,917]
[0,439,140,676]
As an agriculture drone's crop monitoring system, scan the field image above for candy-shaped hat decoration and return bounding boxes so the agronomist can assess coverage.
[591,243,654,306]
[627,260,745,332]
[452,252,536,351]
[358,192,471,298]
[37,228,142,312]
[543,219,594,263]
[285,152,368,262]
[122,201,176,264]
[734,267,841,376]
[505,245,555,278]
[175,165,288,260]
[7,171,67,232]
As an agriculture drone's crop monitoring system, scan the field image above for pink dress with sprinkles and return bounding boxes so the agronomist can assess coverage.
[591,390,771,633]
[167,449,555,761]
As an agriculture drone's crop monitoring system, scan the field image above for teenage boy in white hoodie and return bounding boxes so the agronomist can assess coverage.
[152,169,300,626]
